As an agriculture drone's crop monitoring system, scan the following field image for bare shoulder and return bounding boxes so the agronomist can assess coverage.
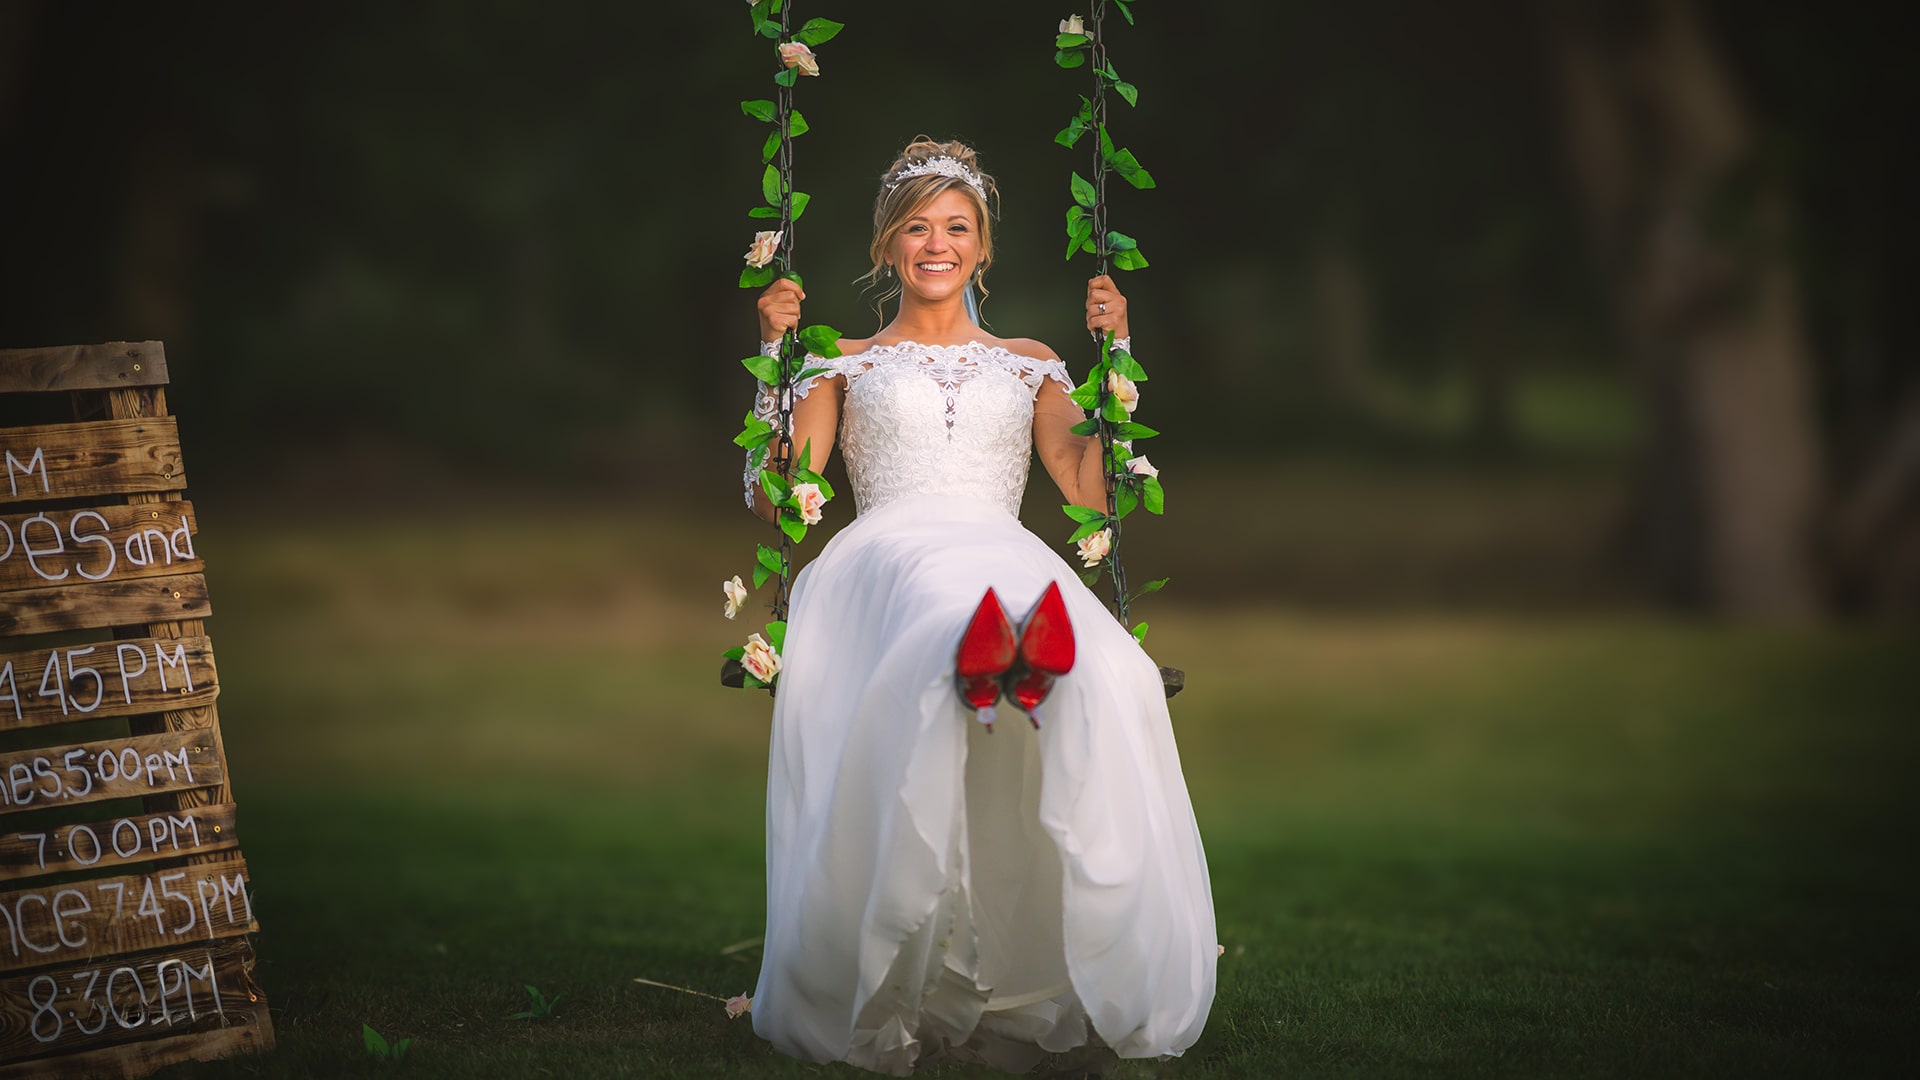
[833,336,877,359]
[989,335,1062,363]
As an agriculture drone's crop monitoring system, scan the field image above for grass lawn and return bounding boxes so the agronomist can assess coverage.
[141,506,1913,1078]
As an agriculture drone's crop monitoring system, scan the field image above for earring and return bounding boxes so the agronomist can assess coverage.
[884,264,894,279]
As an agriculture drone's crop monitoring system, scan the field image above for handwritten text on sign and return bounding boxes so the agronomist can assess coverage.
[0,730,220,813]
[0,861,252,972]
[1,941,256,1059]
[0,418,184,505]
[0,502,198,594]
[0,804,238,882]
[0,636,215,731]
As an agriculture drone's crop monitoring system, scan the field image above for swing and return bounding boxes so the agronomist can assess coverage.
[721,0,1182,699]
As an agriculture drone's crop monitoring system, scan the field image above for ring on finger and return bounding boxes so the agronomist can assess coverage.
[1098,302,1107,313]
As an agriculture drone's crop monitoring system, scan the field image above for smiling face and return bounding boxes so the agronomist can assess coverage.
[886,187,985,305]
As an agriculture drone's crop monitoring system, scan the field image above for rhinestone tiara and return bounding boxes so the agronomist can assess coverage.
[886,156,987,200]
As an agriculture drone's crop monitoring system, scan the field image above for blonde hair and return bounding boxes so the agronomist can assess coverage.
[863,137,1000,320]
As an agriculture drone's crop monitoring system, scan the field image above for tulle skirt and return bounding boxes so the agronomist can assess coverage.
[752,493,1216,1075]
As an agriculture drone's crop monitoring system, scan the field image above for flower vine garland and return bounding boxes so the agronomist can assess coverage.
[1055,0,1167,642]
[724,0,846,691]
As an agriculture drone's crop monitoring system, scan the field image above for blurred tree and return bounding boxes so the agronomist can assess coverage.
[1554,0,1825,618]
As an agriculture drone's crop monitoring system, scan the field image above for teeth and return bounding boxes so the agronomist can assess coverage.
[919,263,955,272]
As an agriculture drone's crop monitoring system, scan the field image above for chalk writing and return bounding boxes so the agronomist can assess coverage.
[17,813,209,872]
[24,950,225,1044]
[0,504,195,590]
[2,446,47,498]
[0,865,251,964]
[0,733,213,810]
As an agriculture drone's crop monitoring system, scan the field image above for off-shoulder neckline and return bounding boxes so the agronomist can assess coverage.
[836,339,1060,367]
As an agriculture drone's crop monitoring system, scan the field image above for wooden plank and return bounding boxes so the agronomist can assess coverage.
[0,418,183,505]
[0,730,222,817]
[0,572,210,637]
[0,940,266,1071]
[0,858,253,974]
[0,343,168,395]
[0,1020,270,1079]
[0,635,216,733]
[0,804,238,884]
[0,501,200,595]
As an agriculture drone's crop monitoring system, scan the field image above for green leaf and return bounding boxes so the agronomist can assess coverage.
[1123,166,1157,190]
[1116,0,1136,25]
[793,437,812,474]
[1133,577,1170,599]
[762,165,781,206]
[773,66,797,87]
[1055,117,1087,148]
[1101,126,1117,162]
[788,110,809,137]
[779,512,808,544]
[1062,504,1107,524]
[794,17,844,46]
[752,564,771,589]
[789,191,810,221]
[1069,417,1101,436]
[760,469,792,505]
[762,130,780,163]
[363,1024,389,1059]
[743,672,767,689]
[757,544,785,574]
[741,99,777,123]
[1065,219,1093,261]
[1102,395,1129,422]
[740,264,776,289]
[1065,204,1085,232]
[1070,172,1096,208]
[797,324,843,358]
[1054,49,1087,69]
[1113,247,1150,271]
[1115,81,1139,107]
[1069,383,1099,409]
[1116,484,1139,519]
[1111,350,1147,381]
[755,20,780,40]
[1131,621,1148,643]
[1069,519,1108,542]
[748,205,780,218]
[393,1039,412,1063]
[1078,95,1094,122]
[1055,32,1090,48]
[781,270,805,288]
[1079,565,1102,587]
[1106,230,1139,251]
[766,620,787,652]
[733,414,774,448]
[741,354,779,384]
[724,645,746,661]
[1143,475,1165,513]
[1113,421,1160,441]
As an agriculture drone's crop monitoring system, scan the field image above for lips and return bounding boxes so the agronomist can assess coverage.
[917,262,957,274]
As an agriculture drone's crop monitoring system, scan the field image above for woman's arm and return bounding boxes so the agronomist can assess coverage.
[747,377,842,524]
[1033,274,1135,509]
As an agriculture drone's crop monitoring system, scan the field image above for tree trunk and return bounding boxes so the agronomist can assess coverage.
[1552,0,1825,619]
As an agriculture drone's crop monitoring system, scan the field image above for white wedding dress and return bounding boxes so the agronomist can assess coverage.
[746,341,1216,1075]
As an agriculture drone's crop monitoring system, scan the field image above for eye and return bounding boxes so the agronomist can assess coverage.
[905,224,927,233]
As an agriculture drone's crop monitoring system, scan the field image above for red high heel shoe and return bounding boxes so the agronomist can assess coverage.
[1003,581,1076,727]
[955,587,1017,731]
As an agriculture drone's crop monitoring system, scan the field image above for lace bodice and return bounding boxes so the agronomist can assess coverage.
[748,341,1072,517]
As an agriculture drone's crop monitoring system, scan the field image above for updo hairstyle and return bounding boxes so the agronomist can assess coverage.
[863,137,1001,314]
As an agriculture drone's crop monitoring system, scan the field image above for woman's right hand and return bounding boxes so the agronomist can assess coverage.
[757,277,805,344]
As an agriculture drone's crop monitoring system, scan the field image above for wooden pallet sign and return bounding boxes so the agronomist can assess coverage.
[0,342,273,1077]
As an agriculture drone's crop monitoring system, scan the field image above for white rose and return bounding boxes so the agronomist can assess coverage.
[723,575,749,620]
[1076,527,1112,568]
[744,230,782,269]
[791,482,826,525]
[1106,371,1139,414]
[741,632,782,682]
[1060,15,1085,35]
[1126,455,1158,478]
[778,42,820,76]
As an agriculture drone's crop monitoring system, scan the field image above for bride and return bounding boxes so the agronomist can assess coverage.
[743,138,1216,1075]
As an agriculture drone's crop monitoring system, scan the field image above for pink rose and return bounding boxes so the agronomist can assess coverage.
[791,482,826,525]
[742,632,781,683]
[723,575,749,620]
[1106,371,1139,414]
[1126,455,1158,478]
[778,42,820,76]
[744,230,782,269]
[725,993,752,1019]
[1076,528,1112,568]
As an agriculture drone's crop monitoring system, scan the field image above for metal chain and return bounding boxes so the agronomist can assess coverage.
[1089,0,1131,625]
[771,0,798,622]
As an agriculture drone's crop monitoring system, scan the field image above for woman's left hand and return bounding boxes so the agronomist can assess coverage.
[1086,275,1130,344]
